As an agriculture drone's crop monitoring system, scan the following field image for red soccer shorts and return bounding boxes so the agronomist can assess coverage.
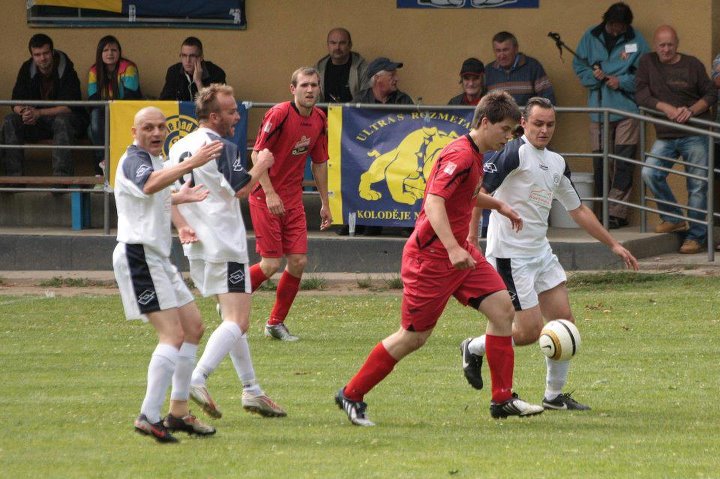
[400,244,507,332]
[249,202,308,258]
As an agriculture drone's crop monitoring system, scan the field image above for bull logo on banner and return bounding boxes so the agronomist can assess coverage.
[328,106,475,228]
[359,127,458,205]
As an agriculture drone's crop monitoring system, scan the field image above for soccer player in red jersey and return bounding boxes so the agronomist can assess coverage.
[248,67,332,341]
[335,91,545,426]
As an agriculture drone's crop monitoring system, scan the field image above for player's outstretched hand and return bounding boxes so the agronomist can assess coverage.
[178,225,199,244]
[448,245,476,270]
[612,244,639,271]
[174,181,209,205]
[189,140,224,168]
[255,148,275,173]
[497,202,523,232]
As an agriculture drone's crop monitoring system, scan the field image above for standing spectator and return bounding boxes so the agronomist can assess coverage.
[167,84,285,419]
[159,37,226,101]
[353,57,414,105]
[636,25,717,254]
[573,2,649,229]
[88,35,142,178]
[316,27,367,103]
[248,67,332,341]
[335,91,545,427]
[3,33,86,177]
[448,57,485,106]
[485,31,556,106]
[112,106,223,442]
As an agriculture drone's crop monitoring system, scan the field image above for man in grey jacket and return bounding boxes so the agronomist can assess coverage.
[316,28,367,103]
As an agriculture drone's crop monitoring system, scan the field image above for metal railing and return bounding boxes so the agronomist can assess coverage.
[0,99,112,234]
[2,100,718,260]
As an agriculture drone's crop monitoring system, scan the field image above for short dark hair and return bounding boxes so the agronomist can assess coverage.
[522,97,555,120]
[327,27,352,46]
[471,90,521,128]
[182,36,203,55]
[492,31,518,47]
[603,2,633,25]
[28,33,53,53]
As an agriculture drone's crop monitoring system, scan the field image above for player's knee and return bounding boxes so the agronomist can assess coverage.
[513,322,543,346]
[183,320,205,343]
[262,258,282,276]
[287,255,307,272]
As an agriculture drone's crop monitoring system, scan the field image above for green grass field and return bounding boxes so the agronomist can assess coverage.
[1,274,719,478]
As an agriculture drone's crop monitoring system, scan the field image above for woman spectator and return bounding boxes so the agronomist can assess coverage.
[88,35,142,178]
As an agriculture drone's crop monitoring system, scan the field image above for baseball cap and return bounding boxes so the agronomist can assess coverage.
[460,58,484,77]
[366,57,403,79]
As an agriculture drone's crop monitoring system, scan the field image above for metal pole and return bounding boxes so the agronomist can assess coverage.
[103,100,111,235]
[602,110,610,228]
[707,135,714,262]
[639,111,647,233]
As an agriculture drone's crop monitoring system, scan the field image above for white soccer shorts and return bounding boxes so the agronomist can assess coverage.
[113,242,194,321]
[188,259,251,297]
[487,250,566,311]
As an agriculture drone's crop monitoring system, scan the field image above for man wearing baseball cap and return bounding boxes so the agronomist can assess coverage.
[449,58,486,106]
[352,56,414,105]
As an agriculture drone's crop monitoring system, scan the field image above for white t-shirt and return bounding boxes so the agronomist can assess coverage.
[168,127,252,263]
[483,136,581,258]
[114,144,172,257]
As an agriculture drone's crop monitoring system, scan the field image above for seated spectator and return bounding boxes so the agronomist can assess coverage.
[2,33,86,177]
[159,36,225,101]
[88,35,142,178]
[316,27,367,103]
[343,57,414,236]
[353,57,414,105]
[448,58,485,106]
[636,25,717,254]
[485,31,556,106]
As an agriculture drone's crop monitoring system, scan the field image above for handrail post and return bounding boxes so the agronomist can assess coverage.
[639,110,647,232]
[103,100,111,235]
[602,110,610,228]
[707,135,715,261]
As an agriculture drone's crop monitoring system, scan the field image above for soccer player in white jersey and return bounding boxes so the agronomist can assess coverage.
[460,97,639,411]
[167,84,286,419]
[113,106,224,442]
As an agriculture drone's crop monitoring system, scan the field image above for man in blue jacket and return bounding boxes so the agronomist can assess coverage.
[573,2,649,229]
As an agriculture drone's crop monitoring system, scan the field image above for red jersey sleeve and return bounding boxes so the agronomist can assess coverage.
[253,103,289,152]
[425,146,474,201]
[309,109,328,164]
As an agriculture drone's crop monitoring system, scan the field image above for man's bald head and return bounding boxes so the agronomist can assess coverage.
[132,107,168,156]
[653,25,680,64]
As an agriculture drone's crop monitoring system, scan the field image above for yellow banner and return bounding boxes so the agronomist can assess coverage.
[109,101,178,186]
[327,105,343,224]
[31,0,122,13]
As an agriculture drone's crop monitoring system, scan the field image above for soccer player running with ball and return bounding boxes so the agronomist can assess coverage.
[247,67,332,342]
[167,84,286,420]
[461,97,639,411]
[336,91,545,426]
[112,106,224,442]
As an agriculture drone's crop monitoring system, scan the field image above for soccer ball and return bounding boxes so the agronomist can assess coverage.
[538,319,581,361]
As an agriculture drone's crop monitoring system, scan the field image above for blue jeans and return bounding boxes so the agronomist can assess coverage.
[641,136,708,243]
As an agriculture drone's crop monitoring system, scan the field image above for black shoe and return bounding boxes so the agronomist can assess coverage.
[336,225,350,236]
[163,413,216,435]
[363,226,382,236]
[542,392,591,411]
[608,216,628,230]
[134,414,179,443]
[335,388,375,426]
[459,338,483,390]
[490,393,545,419]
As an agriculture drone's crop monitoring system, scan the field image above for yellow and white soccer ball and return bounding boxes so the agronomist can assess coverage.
[538,319,581,361]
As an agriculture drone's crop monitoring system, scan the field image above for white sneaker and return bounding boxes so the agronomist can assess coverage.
[264,323,299,341]
[242,392,287,417]
[190,384,222,419]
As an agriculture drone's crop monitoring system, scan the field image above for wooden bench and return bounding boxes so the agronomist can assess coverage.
[0,175,104,230]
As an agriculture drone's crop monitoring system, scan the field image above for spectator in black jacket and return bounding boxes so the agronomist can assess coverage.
[3,33,86,177]
[159,37,226,101]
